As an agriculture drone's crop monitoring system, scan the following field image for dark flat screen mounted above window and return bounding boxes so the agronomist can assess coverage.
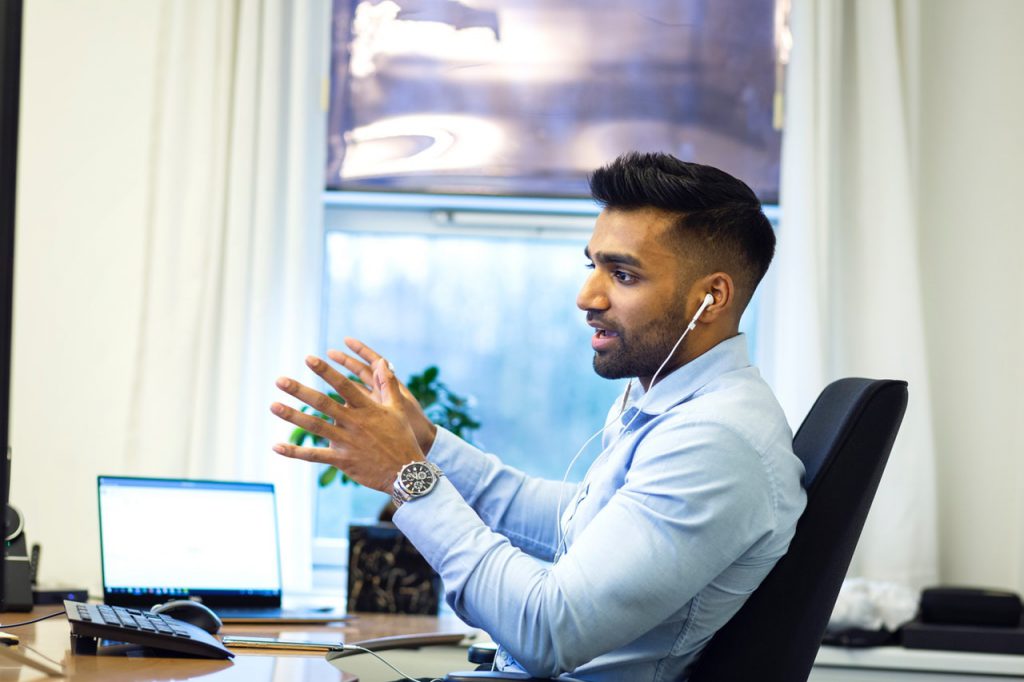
[327,0,783,202]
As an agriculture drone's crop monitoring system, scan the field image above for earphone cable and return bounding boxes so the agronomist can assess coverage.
[341,644,443,682]
[553,299,706,557]
[0,610,66,628]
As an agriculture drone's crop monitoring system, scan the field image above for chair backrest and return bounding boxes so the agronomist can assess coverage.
[688,378,909,682]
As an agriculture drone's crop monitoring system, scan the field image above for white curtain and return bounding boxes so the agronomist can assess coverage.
[761,0,938,588]
[125,0,330,592]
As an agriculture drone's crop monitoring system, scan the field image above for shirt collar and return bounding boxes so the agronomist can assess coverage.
[622,334,751,417]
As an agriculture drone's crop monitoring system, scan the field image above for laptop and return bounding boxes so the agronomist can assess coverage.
[97,475,348,623]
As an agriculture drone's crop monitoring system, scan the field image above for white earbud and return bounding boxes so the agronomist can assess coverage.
[687,293,715,331]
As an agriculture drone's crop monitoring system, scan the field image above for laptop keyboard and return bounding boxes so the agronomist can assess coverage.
[65,600,233,659]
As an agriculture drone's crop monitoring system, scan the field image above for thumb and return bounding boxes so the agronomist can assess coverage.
[374,359,401,407]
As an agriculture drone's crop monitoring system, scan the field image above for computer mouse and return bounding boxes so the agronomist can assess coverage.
[150,600,223,635]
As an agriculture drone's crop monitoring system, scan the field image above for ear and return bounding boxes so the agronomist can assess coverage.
[692,272,735,323]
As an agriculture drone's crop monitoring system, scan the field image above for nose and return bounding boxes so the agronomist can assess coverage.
[577,269,609,312]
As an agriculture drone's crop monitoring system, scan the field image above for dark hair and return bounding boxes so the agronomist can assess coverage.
[589,152,775,305]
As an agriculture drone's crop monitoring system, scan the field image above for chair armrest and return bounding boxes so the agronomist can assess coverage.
[445,673,568,681]
[468,641,498,665]
[449,641,583,681]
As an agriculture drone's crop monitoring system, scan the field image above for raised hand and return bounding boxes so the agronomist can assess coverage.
[326,337,438,454]
[270,355,425,493]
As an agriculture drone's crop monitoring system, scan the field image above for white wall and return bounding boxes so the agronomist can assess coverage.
[916,0,1024,592]
[11,1,162,591]
[9,0,1024,595]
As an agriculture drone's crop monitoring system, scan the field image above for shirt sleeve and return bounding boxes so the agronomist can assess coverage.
[426,427,578,560]
[394,420,777,678]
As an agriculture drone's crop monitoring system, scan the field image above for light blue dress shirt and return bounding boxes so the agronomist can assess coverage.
[393,334,806,681]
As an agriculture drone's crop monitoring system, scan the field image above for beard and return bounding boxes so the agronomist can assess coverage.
[591,302,690,381]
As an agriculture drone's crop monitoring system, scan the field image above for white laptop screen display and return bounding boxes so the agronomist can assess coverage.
[98,477,281,603]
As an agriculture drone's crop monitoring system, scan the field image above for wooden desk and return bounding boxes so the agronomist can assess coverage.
[0,608,477,681]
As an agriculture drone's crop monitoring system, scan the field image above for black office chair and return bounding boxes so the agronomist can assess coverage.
[687,377,908,681]
[445,378,909,682]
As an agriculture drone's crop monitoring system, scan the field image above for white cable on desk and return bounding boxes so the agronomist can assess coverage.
[341,644,444,682]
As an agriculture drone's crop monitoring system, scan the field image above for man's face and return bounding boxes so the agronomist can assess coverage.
[577,207,695,386]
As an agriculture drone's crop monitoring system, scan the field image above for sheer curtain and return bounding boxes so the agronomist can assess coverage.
[125,0,329,591]
[761,0,938,588]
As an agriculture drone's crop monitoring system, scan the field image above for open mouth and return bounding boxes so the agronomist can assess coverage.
[589,322,622,351]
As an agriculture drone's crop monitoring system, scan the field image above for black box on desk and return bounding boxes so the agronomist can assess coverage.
[902,619,1024,655]
[34,587,88,605]
[347,523,440,615]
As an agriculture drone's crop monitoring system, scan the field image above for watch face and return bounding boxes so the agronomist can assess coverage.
[400,462,436,496]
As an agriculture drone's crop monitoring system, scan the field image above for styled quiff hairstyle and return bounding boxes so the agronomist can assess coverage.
[589,152,775,308]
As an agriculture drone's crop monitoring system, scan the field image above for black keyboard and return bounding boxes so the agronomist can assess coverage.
[64,600,234,659]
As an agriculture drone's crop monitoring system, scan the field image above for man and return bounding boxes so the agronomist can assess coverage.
[270,152,806,680]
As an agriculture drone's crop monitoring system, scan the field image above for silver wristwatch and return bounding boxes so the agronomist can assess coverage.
[391,460,444,508]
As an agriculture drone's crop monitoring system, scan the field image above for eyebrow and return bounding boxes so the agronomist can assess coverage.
[583,246,643,268]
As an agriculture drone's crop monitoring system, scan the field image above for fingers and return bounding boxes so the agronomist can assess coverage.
[304,355,371,407]
[275,377,345,420]
[344,337,384,366]
[374,358,402,407]
[332,340,399,402]
[271,442,335,464]
[325,348,375,391]
[270,401,348,440]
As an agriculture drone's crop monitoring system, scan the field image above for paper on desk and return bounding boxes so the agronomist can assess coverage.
[220,636,345,653]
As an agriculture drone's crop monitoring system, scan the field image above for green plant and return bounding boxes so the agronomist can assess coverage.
[288,366,480,486]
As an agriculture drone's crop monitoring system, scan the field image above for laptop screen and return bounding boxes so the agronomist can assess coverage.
[98,476,283,608]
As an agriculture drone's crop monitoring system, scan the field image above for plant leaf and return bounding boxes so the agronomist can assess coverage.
[319,467,338,486]
[289,427,308,445]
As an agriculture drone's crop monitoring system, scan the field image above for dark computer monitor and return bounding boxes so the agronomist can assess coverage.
[0,0,24,611]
